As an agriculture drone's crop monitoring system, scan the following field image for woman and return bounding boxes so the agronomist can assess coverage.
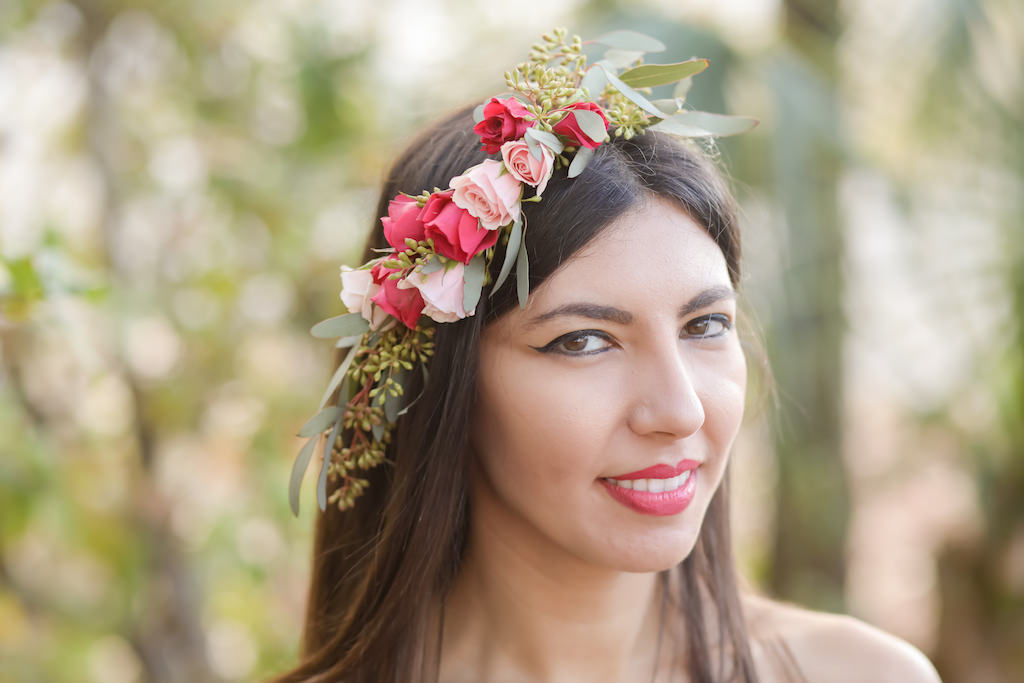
[276,30,941,682]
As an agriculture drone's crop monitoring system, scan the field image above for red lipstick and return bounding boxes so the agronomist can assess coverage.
[610,459,701,480]
[601,459,700,516]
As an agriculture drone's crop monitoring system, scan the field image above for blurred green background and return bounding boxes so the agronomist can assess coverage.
[1,0,1021,681]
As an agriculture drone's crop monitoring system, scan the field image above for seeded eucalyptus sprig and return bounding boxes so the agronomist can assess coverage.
[290,319,435,515]
[382,238,438,273]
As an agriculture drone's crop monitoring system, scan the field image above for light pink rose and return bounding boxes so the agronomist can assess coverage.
[450,159,522,231]
[500,140,554,196]
[340,266,391,329]
[399,262,473,323]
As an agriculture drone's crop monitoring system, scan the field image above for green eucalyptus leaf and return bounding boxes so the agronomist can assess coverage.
[603,48,645,68]
[523,128,543,161]
[298,405,342,437]
[592,30,665,53]
[335,333,364,349]
[572,110,608,145]
[473,103,486,123]
[516,231,530,309]
[651,98,684,115]
[319,344,360,410]
[673,76,694,100]
[311,312,370,339]
[288,435,320,516]
[383,369,410,423]
[491,215,522,296]
[383,395,399,424]
[316,414,343,511]
[618,59,708,89]
[580,62,609,97]
[595,64,664,118]
[525,127,564,154]
[421,255,444,274]
[567,146,595,179]
[371,422,385,442]
[463,255,486,313]
[650,110,759,138]
[397,366,430,417]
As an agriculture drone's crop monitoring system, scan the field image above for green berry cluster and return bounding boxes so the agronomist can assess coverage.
[349,325,434,387]
[381,237,438,273]
[327,325,435,510]
[602,88,653,140]
[506,28,588,124]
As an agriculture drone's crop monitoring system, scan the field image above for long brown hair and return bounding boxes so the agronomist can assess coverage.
[273,107,759,682]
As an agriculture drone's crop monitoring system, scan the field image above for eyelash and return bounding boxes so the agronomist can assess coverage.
[534,314,734,357]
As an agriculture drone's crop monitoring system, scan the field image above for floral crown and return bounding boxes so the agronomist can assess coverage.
[289,28,755,515]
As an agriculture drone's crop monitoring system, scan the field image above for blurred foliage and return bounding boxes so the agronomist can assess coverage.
[1,1,1021,682]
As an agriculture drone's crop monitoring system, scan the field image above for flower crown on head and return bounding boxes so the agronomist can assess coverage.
[289,28,756,515]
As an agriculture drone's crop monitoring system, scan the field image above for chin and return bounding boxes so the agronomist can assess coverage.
[580,521,704,574]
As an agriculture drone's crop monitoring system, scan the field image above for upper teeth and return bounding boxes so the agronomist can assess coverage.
[607,470,691,492]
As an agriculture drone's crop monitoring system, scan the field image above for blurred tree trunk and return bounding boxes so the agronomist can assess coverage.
[933,187,1024,683]
[766,0,849,610]
[895,3,1024,680]
[933,92,1024,683]
[75,3,217,681]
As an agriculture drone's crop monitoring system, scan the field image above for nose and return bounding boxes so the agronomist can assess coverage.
[627,341,706,439]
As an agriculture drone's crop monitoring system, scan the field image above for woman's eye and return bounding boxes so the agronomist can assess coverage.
[683,313,732,339]
[536,330,612,356]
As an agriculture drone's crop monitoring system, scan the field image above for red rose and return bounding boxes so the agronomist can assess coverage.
[473,97,533,154]
[421,189,499,264]
[381,194,426,250]
[552,102,609,149]
[370,263,424,329]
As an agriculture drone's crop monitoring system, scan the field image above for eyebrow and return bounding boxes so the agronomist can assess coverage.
[525,285,737,328]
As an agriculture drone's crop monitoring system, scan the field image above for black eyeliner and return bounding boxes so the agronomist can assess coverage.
[530,329,612,355]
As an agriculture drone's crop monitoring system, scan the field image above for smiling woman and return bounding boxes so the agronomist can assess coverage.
[272,30,940,683]
[469,200,746,579]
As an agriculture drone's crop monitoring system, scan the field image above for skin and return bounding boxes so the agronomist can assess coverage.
[438,197,942,682]
[743,594,943,683]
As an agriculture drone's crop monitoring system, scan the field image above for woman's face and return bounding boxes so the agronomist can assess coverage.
[470,197,747,573]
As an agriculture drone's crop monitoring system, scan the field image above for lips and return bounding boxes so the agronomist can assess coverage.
[608,459,701,480]
[600,459,701,516]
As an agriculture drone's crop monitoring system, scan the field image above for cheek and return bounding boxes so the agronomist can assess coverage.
[471,353,620,491]
[696,343,748,467]
[708,347,747,425]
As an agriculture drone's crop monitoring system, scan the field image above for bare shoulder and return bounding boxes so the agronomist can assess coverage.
[741,593,942,683]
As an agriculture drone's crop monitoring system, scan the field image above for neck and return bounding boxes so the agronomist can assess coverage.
[439,497,674,682]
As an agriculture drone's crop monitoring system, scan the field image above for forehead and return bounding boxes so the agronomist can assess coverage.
[522,197,733,313]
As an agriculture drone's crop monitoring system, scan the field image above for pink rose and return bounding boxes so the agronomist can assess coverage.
[370,263,424,329]
[340,266,391,329]
[450,160,522,231]
[552,102,609,149]
[420,190,499,264]
[500,140,555,196]
[473,97,533,154]
[380,194,426,250]
[400,262,474,323]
